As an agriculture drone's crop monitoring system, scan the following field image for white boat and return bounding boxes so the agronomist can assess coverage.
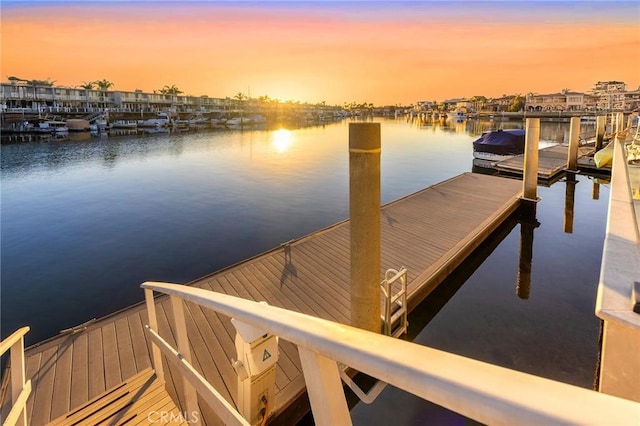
[226,115,266,126]
[210,117,227,128]
[138,113,170,128]
[38,120,69,134]
[447,110,467,121]
[111,120,138,129]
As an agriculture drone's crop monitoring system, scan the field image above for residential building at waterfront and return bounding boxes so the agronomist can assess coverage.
[0,82,231,114]
[524,81,640,113]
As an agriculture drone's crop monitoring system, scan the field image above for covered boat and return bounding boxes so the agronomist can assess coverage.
[473,129,526,161]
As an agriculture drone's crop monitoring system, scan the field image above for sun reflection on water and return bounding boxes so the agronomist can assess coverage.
[272,129,292,153]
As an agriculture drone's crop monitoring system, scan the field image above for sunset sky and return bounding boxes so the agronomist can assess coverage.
[2,1,639,105]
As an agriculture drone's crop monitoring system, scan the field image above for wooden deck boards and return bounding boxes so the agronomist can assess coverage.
[12,172,522,425]
[495,144,594,178]
[47,368,186,426]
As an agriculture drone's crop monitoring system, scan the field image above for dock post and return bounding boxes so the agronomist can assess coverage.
[349,123,381,333]
[567,117,580,172]
[595,116,606,151]
[522,118,540,202]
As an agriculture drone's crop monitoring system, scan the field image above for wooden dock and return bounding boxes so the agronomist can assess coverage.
[495,144,596,179]
[2,172,523,425]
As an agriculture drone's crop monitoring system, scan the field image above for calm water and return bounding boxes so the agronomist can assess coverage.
[1,118,607,421]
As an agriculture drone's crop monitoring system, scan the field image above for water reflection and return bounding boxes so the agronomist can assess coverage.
[272,129,292,153]
[517,202,539,300]
[564,174,578,233]
[408,116,596,147]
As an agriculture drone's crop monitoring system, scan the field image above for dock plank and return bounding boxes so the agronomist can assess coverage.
[24,350,42,422]
[101,322,121,390]
[69,333,89,410]
[51,336,74,417]
[29,346,58,426]
[114,316,137,381]
[87,328,105,399]
[129,310,152,372]
[17,172,523,424]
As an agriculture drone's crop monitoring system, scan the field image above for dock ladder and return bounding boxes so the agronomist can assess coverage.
[380,267,408,337]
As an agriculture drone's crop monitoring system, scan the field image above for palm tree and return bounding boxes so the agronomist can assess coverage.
[508,93,525,112]
[94,79,114,91]
[234,92,247,101]
[561,88,571,95]
[93,79,113,110]
[79,81,95,90]
[159,85,182,95]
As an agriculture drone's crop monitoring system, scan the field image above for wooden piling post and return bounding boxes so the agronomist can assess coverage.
[595,116,606,151]
[349,123,381,332]
[567,117,580,172]
[616,112,625,138]
[522,118,540,201]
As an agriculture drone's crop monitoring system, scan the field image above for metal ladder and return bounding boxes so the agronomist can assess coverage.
[380,267,408,337]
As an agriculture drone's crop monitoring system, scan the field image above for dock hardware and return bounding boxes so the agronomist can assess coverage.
[231,304,279,425]
[59,318,97,335]
[338,366,388,404]
[337,267,409,405]
[380,267,408,337]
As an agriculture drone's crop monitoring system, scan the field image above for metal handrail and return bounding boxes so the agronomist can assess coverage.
[1,327,31,426]
[141,281,640,426]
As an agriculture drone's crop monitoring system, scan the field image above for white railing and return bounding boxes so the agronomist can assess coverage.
[0,327,31,426]
[142,282,640,426]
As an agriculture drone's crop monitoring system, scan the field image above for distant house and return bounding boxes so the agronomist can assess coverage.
[589,81,627,111]
[525,92,594,112]
[484,95,515,112]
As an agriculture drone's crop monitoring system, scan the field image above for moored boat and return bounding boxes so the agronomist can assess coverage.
[138,113,170,128]
[38,120,69,134]
[594,141,614,168]
[472,129,526,161]
[111,120,138,129]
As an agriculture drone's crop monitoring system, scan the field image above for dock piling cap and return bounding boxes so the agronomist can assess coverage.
[231,301,270,343]
[349,123,381,151]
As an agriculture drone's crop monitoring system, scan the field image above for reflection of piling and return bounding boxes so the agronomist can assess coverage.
[592,181,600,200]
[567,117,580,172]
[349,123,381,332]
[517,202,539,300]
[522,118,540,201]
[595,116,606,151]
[564,174,577,234]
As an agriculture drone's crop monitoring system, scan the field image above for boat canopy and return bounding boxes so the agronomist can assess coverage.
[473,129,526,155]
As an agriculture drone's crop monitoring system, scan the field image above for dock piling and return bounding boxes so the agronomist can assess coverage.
[595,116,606,151]
[349,123,381,333]
[522,118,540,201]
[567,117,580,172]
